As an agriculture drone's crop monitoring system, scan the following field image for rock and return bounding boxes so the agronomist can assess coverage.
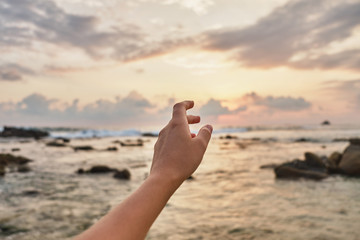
[77,168,85,174]
[0,154,32,165]
[321,120,331,125]
[11,148,20,152]
[273,158,327,180]
[55,137,70,143]
[304,152,326,168]
[119,140,143,147]
[349,138,360,146]
[187,175,195,181]
[83,165,116,174]
[220,135,238,140]
[260,163,279,169]
[106,147,118,151]
[332,138,348,142]
[113,169,131,180]
[294,138,317,143]
[339,144,360,176]
[141,132,158,137]
[274,165,328,180]
[46,141,67,147]
[22,189,40,196]
[17,165,31,173]
[0,165,5,176]
[328,152,342,167]
[73,145,94,151]
[0,224,28,236]
[0,126,49,139]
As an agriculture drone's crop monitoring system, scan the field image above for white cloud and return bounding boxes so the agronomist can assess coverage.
[202,0,360,71]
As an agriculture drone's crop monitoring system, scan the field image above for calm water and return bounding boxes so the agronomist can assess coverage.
[1,127,360,239]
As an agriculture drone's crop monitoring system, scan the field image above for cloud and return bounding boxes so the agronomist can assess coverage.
[0,64,35,81]
[199,98,246,116]
[202,0,360,70]
[256,96,311,111]
[0,0,145,59]
[0,91,156,127]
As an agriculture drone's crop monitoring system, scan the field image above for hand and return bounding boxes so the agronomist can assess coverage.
[150,100,213,185]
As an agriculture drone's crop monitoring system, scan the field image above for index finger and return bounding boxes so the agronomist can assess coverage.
[172,100,194,119]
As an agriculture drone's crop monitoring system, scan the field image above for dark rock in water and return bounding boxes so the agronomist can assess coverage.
[304,152,326,168]
[119,140,143,147]
[87,165,115,173]
[46,141,67,147]
[0,126,49,139]
[22,189,40,196]
[0,165,5,176]
[142,132,158,137]
[332,138,349,142]
[78,165,116,174]
[220,135,238,140]
[17,165,31,173]
[73,145,94,151]
[260,163,279,169]
[274,158,327,180]
[113,169,131,180]
[0,224,28,236]
[339,144,360,176]
[187,175,195,181]
[55,137,70,143]
[11,148,20,152]
[0,154,32,165]
[294,138,317,143]
[106,147,118,151]
[349,138,360,146]
[321,120,331,125]
[328,152,342,168]
[274,165,328,180]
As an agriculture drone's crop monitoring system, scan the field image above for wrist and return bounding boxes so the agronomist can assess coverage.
[148,170,184,192]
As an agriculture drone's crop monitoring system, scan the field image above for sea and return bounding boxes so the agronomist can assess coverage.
[0,124,360,240]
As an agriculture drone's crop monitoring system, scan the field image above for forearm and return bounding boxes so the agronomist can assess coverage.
[74,174,182,240]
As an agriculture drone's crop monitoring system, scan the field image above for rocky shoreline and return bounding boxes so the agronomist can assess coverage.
[261,138,360,180]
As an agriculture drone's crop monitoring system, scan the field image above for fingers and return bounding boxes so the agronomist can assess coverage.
[194,125,213,148]
[172,100,194,119]
[187,115,200,124]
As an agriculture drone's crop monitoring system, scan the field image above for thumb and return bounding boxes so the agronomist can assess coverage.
[195,125,213,148]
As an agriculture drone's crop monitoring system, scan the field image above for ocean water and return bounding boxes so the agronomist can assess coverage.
[0,126,360,239]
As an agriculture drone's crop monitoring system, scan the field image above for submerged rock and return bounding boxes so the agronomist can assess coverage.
[0,126,49,139]
[274,158,327,180]
[113,169,131,180]
[0,224,28,236]
[0,154,32,165]
[119,140,143,147]
[73,145,94,151]
[77,165,131,180]
[83,165,116,173]
[141,132,158,137]
[17,165,31,173]
[46,141,67,147]
[105,147,118,151]
[321,120,331,125]
[275,165,328,180]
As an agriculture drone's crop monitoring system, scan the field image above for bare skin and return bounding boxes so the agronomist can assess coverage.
[74,100,213,240]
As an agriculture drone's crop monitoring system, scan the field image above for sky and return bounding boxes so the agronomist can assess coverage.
[0,0,360,129]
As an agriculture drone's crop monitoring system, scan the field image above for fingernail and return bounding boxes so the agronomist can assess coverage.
[205,125,213,133]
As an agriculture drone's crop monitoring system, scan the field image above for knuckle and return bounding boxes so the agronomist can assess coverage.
[173,102,183,110]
